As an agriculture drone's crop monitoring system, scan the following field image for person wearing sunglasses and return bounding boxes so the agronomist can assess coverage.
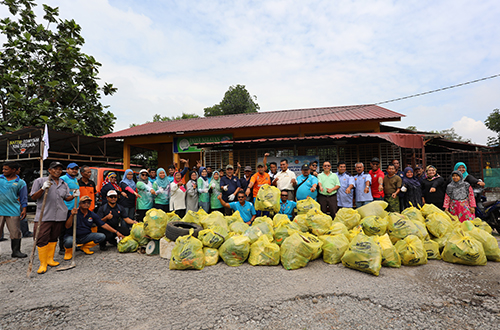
[278,191,296,220]
[218,191,256,225]
[136,169,154,222]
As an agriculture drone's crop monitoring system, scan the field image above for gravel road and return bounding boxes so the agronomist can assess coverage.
[1,220,499,330]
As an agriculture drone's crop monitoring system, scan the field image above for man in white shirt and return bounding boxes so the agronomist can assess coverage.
[272,159,297,201]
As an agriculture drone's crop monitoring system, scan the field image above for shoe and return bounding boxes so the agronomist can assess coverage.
[46,242,60,267]
[81,241,97,255]
[0,237,7,242]
[64,247,73,260]
[37,245,49,274]
[23,232,33,238]
[11,239,28,258]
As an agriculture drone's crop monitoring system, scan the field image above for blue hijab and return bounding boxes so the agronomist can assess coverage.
[155,168,170,189]
[198,166,208,181]
[454,162,469,179]
[120,169,136,190]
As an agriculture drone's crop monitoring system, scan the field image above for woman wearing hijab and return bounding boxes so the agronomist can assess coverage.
[197,167,210,213]
[101,172,121,203]
[119,169,140,220]
[185,170,199,212]
[400,167,423,209]
[444,170,476,222]
[420,165,446,210]
[136,169,154,222]
[451,162,486,188]
[152,168,170,212]
[209,171,223,213]
[170,171,187,217]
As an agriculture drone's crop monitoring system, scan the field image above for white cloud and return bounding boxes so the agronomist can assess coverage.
[452,116,496,145]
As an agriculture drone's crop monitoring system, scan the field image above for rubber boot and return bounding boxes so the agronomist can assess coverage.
[64,247,73,260]
[46,242,60,267]
[81,241,97,255]
[11,239,28,258]
[37,245,49,274]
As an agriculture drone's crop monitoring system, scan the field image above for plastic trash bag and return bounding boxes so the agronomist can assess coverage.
[130,222,150,246]
[219,235,251,267]
[143,208,169,240]
[357,200,388,219]
[431,229,453,251]
[348,225,364,241]
[117,235,139,253]
[425,212,453,238]
[341,233,382,276]
[293,214,309,232]
[319,234,349,264]
[182,209,208,226]
[420,203,446,218]
[471,218,493,234]
[461,221,500,262]
[225,211,244,225]
[273,214,290,227]
[201,211,228,231]
[412,220,429,240]
[244,220,274,244]
[387,213,421,244]
[361,215,388,236]
[442,229,487,266]
[333,208,361,230]
[273,219,301,246]
[198,228,225,249]
[169,230,205,270]
[229,221,250,235]
[253,216,273,227]
[374,234,401,268]
[423,238,441,260]
[296,196,321,215]
[306,209,333,236]
[402,206,425,223]
[280,232,323,270]
[255,184,281,212]
[325,222,350,241]
[203,247,219,266]
[395,235,427,266]
[248,235,281,266]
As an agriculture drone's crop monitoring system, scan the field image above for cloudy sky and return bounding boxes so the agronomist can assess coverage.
[2,0,500,144]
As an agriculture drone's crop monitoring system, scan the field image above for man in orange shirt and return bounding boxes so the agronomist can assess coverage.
[246,162,271,216]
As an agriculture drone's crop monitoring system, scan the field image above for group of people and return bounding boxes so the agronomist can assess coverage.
[0,156,483,273]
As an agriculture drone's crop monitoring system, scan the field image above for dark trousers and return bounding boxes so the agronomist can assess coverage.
[136,209,148,222]
[224,207,233,216]
[175,209,186,218]
[318,193,338,217]
[211,207,224,214]
[153,203,170,213]
[33,221,65,248]
[98,220,130,247]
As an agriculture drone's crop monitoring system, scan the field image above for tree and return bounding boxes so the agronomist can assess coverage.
[204,84,259,117]
[432,128,471,143]
[129,112,200,128]
[0,0,117,136]
[485,108,500,146]
[405,126,417,132]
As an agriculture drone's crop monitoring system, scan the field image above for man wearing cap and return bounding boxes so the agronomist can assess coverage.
[353,162,373,208]
[317,161,340,215]
[30,161,78,274]
[96,190,137,250]
[369,157,385,201]
[273,159,297,200]
[414,165,424,183]
[220,164,242,215]
[246,162,272,215]
[63,196,125,260]
[59,162,80,254]
[240,166,253,202]
[295,164,319,201]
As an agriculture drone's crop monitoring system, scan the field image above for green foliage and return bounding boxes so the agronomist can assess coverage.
[129,112,199,128]
[485,109,500,146]
[0,0,117,136]
[430,127,471,143]
[405,126,417,132]
[204,84,259,117]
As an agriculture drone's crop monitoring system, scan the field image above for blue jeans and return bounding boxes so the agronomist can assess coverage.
[64,232,105,248]
[356,200,372,208]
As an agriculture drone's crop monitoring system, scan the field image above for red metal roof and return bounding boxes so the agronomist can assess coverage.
[102,105,404,139]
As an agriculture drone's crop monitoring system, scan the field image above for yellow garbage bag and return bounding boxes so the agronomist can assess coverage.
[200,211,228,231]
[471,218,493,234]
[387,213,420,244]
[296,196,321,215]
[361,215,388,236]
[374,233,401,268]
[229,221,250,235]
[348,225,364,241]
[280,232,323,270]
[420,203,446,218]
[143,208,169,240]
[203,247,219,266]
[273,214,290,227]
[197,228,225,249]
[225,211,244,225]
[412,220,429,240]
[273,219,301,246]
[182,210,203,226]
[395,235,427,266]
[244,221,274,243]
[130,222,150,246]
[402,206,425,223]
[293,214,309,232]
[461,221,500,262]
[341,233,382,276]
[333,208,361,230]
[442,229,487,266]
[165,211,182,224]
[357,200,388,219]
[248,235,280,266]
[325,222,350,241]
[306,209,333,236]
[219,235,251,267]
[253,216,273,227]
[423,238,441,260]
[255,184,281,212]
[169,230,205,270]
[425,212,453,238]
[319,234,349,264]
[117,236,139,253]
[431,229,453,251]
[445,210,460,223]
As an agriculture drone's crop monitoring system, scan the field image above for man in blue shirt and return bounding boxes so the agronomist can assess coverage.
[279,191,296,220]
[353,162,373,208]
[336,162,355,208]
[220,164,242,215]
[218,192,256,224]
[0,162,28,258]
[295,164,318,201]
[59,162,80,254]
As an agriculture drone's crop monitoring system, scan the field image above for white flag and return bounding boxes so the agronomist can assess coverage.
[42,124,50,160]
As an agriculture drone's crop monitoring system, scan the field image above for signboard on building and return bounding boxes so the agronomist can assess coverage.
[8,137,40,155]
[258,156,319,176]
[173,134,233,153]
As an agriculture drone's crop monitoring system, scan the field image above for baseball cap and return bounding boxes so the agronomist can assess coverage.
[107,190,118,196]
[256,162,264,168]
[244,166,252,172]
[226,164,234,169]
[67,162,79,169]
[301,164,310,170]
[139,169,148,174]
[49,161,64,169]
[80,195,92,203]
[415,164,423,170]
[371,157,380,164]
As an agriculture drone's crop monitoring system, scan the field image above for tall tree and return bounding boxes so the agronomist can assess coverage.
[0,0,117,136]
[485,108,500,146]
[204,84,259,117]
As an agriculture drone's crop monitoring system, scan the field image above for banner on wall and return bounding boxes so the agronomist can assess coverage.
[257,156,319,176]
[8,137,40,155]
[173,134,233,153]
